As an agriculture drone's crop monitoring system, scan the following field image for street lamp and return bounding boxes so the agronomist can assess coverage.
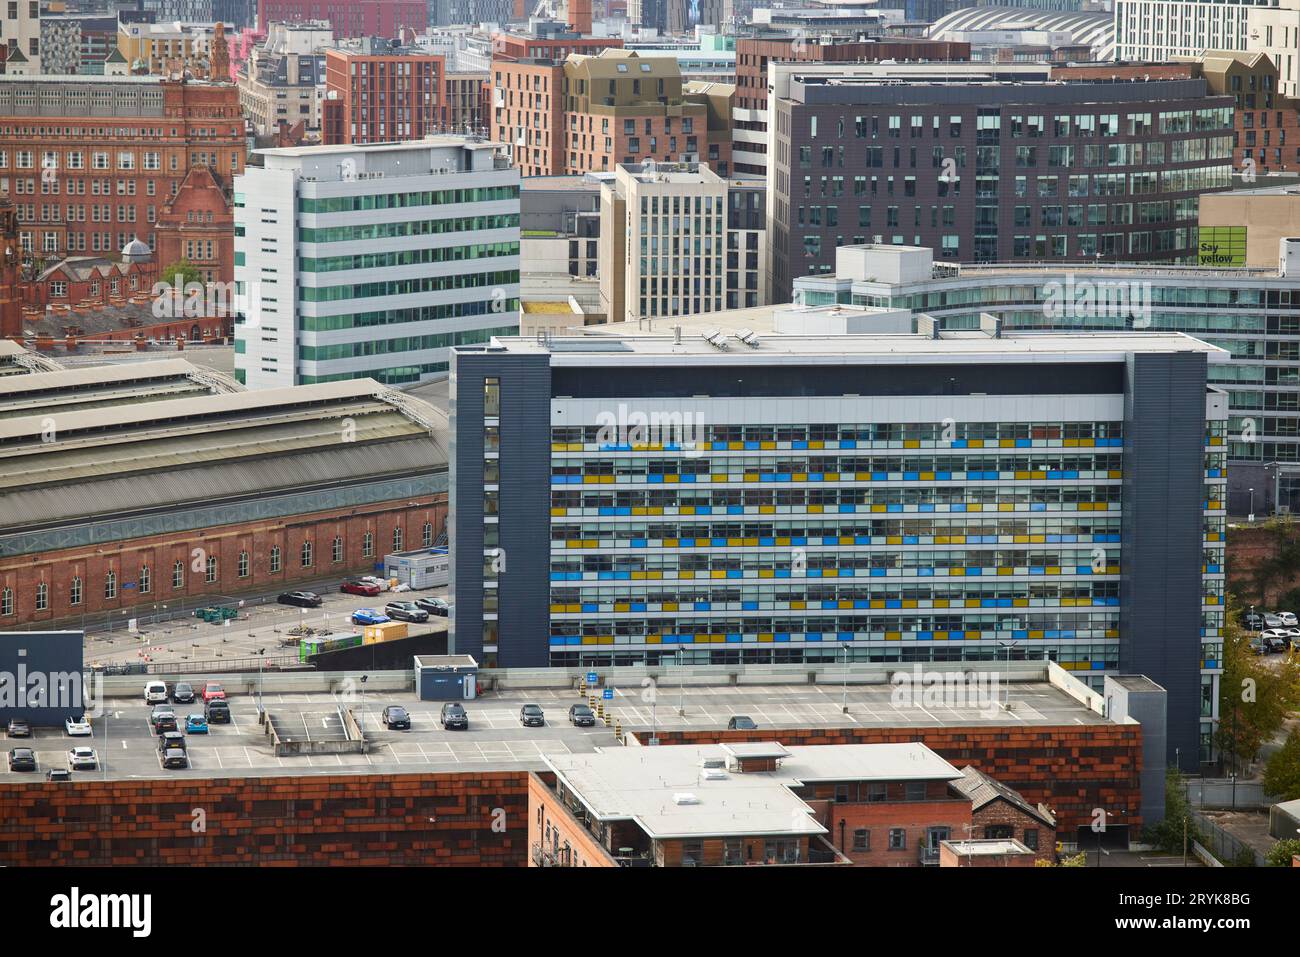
[997,639,1019,710]
[841,642,851,714]
[359,674,369,732]
[1248,487,1255,522]
[677,648,685,717]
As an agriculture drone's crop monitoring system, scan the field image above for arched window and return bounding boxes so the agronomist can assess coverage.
[0,587,12,616]
[35,582,48,611]
[104,569,117,599]
[332,535,343,563]
[140,565,151,593]
[70,576,83,605]
[422,522,433,547]
[392,526,403,551]
[270,546,282,573]
[300,541,313,568]
[172,561,184,588]
[205,555,217,583]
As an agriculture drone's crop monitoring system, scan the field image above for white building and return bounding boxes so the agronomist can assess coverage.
[234,137,521,389]
[5,0,43,74]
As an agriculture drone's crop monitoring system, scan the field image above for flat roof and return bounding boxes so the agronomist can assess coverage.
[942,839,1035,856]
[475,330,1226,363]
[258,135,501,159]
[544,741,960,839]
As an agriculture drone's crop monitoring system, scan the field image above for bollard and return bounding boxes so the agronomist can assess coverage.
[589,694,596,709]
[615,722,622,738]
[604,712,611,727]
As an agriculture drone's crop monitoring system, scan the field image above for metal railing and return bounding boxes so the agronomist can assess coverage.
[1189,811,1265,866]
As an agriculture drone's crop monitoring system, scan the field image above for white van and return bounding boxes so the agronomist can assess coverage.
[143,680,168,705]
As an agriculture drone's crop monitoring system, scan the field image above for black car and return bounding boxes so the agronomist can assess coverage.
[8,748,36,772]
[382,705,411,730]
[6,718,31,738]
[568,704,596,727]
[149,707,178,734]
[520,704,545,728]
[46,767,72,782]
[384,601,429,623]
[171,681,196,704]
[205,698,231,724]
[158,732,188,769]
[278,590,323,608]
[440,702,468,730]
[415,596,450,617]
[727,715,758,731]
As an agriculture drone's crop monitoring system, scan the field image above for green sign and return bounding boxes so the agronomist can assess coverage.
[1199,226,1246,266]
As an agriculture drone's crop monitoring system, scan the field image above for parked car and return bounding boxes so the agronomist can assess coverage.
[440,702,469,730]
[205,698,231,724]
[6,718,31,738]
[415,596,449,617]
[185,714,208,734]
[381,705,411,730]
[171,681,196,704]
[727,715,758,730]
[568,704,596,727]
[1248,637,1269,656]
[149,707,178,734]
[1243,612,1264,631]
[158,732,188,769]
[358,576,391,592]
[143,680,168,705]
[67,746,97,771]
[8,747,36,772]
[278,590,323,608]
[46,767,72,782]
[64,715,91,737]
[341,579,381,597]
[201,682,226,703]
[1276,611,1299,627]
[1264,614,1284,629]
[351,608,390,626]
[384,601,429,623]
[519,704,545,728]
[1263,632,1291,653]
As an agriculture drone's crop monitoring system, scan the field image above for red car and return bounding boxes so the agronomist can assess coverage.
[201,682,226,703]
[341,579,381,597]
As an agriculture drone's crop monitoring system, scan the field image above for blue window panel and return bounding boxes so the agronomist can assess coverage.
[904,536,919,545]
[871,568,887,577]
[1077,566,1092,574]
[1108,597,1121,605]
[551,477,565,485]
[776,473,792,482]
[1093,534,1108,542]
[1015,438,1032,447]
[951,504,966,512]
[631,538,647,547]
[936,472,952,481]
[918,567,933,576]
[1066,470,1079,479]
[727,506,743,515]
[550,573,564,581]
[648,474,663,483]
[726,634,743,643]
[567,636,583,645]
[967,567,982,576]
[1091,598,1107,606]
[1029,567,1045,575]
[855,536,872,545]
[838,632,854,642]
[1045,630,1060,639]
[581,603,599,613]
[742,601,759,611]
[549,637,565,645]
[952,439,967,447]
[984,471,1000,480]
[663,443,680,452]
[981,599,997,608]
[775,632,792,642]
[726,570,742,579]
[598,572,615,580]
[1030,503,1047,511]
[681,474,695,483]
[711,538,726,547]
[792,537,808,546]
[744,441,760,450]
[854,600,870,609]
[699,506,714,515]
[1012,630,1028,640]
[631,603,647,612]
[1061,630,1076,639]
[1207,564,1221,574]
[840,440,855,449]
[711,441,727,450]
[809,569,823,577]
[793,440,808,449]
[776,569,791,578]
[904,471,920,481]
[1090,661,1106,670]
[887,504,903,512]
[872,471,888,481]
[1046,534,1062,543]
[822,600,838,609]
[760,537,776,546]
[886,599,902,609]
[1204,658,1217,669]
[919,504,935,512]
[615,572,631,580]
[917,631,933,640]
[998,598,1013,607]
[761,473,776,482]
[694,602,711,611]
[810,473,824,482]
[822,536,837,545]
[840,505,856,513]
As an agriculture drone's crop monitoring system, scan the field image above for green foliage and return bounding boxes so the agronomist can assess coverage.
[1265,838,1300,867]
[1150,767,1199,854]
[158,259,204,288]
[1263,727,1300,802]
[1217,596,1300,768]
[1230,847,1258,867]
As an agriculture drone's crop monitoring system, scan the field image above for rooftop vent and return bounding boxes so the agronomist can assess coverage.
[672,792,700,805]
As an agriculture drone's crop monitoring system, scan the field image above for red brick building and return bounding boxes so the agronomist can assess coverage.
[322,46,446,146]
[256,0,427,38]
[156,164,235,283]
[0,76,240,275]
[951,765,1058,864]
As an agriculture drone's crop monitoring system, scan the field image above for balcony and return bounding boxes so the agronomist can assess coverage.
[920,846,941,866]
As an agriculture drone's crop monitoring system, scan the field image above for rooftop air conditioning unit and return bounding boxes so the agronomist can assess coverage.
[672,792,700,805]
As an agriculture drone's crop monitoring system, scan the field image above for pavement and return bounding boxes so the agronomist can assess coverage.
[82,581,450,669]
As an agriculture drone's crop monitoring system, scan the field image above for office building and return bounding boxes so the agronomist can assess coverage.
[234,138,521,389]
[1,0,42,74]
[322,41,446,146]
[40,14,121,76]
[237,21,333,138]
[255,0,427,38]
[793,241,1300,517]
[0,74,242,267]
[767,66,1234,291]
[597,162,766,325]
[449,318,1226,765]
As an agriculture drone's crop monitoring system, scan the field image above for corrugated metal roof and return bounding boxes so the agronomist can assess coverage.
[0,358,201,397]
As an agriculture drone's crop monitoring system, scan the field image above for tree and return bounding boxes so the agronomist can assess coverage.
[1148,767,1200,854]
[1265,838,1300,867]
[1263,727,1300,802]
[157,259,204,289]
[1217,596,1300,770]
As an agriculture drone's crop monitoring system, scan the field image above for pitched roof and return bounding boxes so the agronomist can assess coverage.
[953,766,1056,827]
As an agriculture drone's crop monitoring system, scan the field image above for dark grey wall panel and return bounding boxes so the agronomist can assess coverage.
[0,632,85,725]
[1120,352,1207,772]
